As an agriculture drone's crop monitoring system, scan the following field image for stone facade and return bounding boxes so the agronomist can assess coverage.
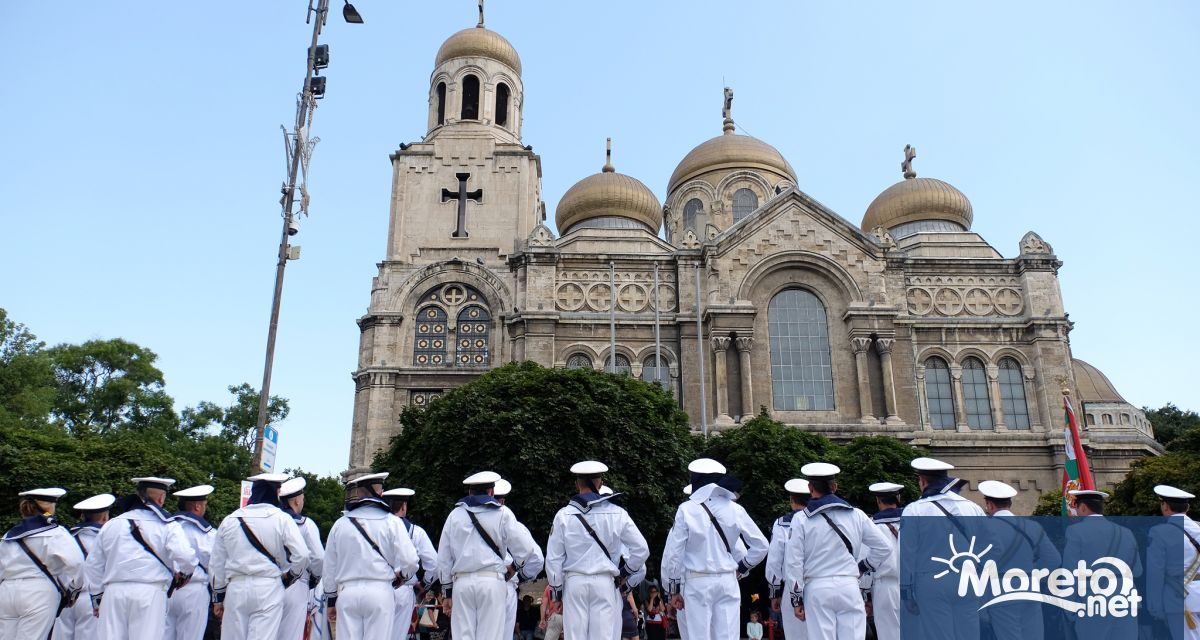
[346,22,1160,513]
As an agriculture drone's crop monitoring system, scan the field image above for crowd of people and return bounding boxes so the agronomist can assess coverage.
[0,456,1197,640]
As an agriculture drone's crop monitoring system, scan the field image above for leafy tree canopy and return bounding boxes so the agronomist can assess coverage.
[1145,403,1200,449]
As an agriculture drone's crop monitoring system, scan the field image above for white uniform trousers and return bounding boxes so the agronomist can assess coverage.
[100,581,169,640]
[505,581,518,639]
[804,576,864,640]
[220,575,284,640]
[451,572,507,640]
[983,599,1042,640]
[165,580,210,640]
[781,600,807,640]
[0,578,59,640]
[335,579,395,640]
[870,576,899,640]
[278,579,309,640]
[563,573,619,640]
[392,585,416,640]
[680,573,739,640]
[53,587,97,640]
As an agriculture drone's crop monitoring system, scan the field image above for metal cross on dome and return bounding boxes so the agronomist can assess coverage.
[442,173,483,238]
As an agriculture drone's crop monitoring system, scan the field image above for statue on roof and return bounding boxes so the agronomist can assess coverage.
[902,144,917,179]
[477,0,485,27]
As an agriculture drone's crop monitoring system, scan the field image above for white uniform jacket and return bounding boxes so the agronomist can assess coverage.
[209,502,308,599]
[765,509,805,598]
[990,510,1060,570]
[0,516,85,589]
[290,512,325,585]
[901,489,986,518]
[661,484,769,595]
[545,492,649,595]
[172,512,215,586]
[860,507,901,590]
[785,496,892,600]
[436,496,541,597]
[400,518,439,589]
[322,503,419,597]
[1146,514,1200,616]
[1063,514,1143,578]
[85,505,196,598]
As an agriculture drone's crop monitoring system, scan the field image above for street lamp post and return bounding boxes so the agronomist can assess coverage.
[251,0,363,472]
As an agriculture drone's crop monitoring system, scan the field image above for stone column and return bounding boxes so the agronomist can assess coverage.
[875,338,902,424]
[987,364,1007,430]
[950,364,969,431]
[1023,368,1042,430]
[712,335,735,427]
[735,336,754,422]
[915,363,929,430]
[851,337,876,424]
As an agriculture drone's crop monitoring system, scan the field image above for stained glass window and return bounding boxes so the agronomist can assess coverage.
[732,188,758,222]
[413,306,448,366]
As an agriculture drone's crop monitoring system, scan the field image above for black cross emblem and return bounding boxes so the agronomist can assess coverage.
[441,173,483,238]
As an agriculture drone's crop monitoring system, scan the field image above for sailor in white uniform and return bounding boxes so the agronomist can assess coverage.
[209,472,308,640]
[381,486,439,640]
[277,477,324,640]
[1147,484,1200,640]
[546,461,650,640]
[672,484,692,640]
[85,477,197,640]
[493,479,542,640]
[662,458,769,640]
[785,463,892,640]
[322,472,418,640]
[765,479,810,640]
[861,482,903,640]
[52,492,113,640]
[1,488,84,640]
[165,484,216,640]
[438,471,543,640]
[1064,489,1141,640]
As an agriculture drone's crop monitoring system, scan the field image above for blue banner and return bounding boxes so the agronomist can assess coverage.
[898,515,1187,640]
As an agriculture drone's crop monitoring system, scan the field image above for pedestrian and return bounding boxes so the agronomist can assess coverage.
[863,482,904,640]
[662,458,769,640]
[85,477,197,640]
[209,472,308,640]
[1064,489,1140,640]
[517,594,539,640]
[785,463,891,640]
[1,487,85,639]
[273,477,324,640]
[976,480,1058,640]
[1147,484,1199,640]
[52,492,114,640]
[621,589,640,640]
[539,582,563,640]
[382,486,440,640]
[165,484,217,640]
[644,584,667,640]
[746,610,764,640]
[766,478,810,640]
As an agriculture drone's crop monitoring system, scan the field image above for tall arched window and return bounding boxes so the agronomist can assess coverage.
[997,358,1030,429]
[606,354,631,375]
[683,198,703,233]
[924,357,955,429]
[566,353,593,370]
[413,306,449,366]
[413,284,490,368]
[732,188,758,222]
[962,358,993,429]
[494,82,510,127]
[642,354,671,392]
[460,74,480,120]
[456,305,490,366]
[768,289,835,411]
[436,82,447,125]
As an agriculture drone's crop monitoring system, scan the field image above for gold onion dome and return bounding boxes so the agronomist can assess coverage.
[435,25,522,74]
[556,140,663,235]
[861,145,973,232]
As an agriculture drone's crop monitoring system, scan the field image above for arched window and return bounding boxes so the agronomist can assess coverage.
[460,74,480,120]
[962,358,993,429]
[495,82,510,127]
[436,82,447,125]
[456,305,490,366]
[566,353,593,370]
[1102,413,1113,425]
[1085,413,1096,426]
[1120,413,1130,425]
[997,358,1030,429]
[924,357,955,429]
[768,289,835,411]
[606,354,631,375]
[642,354,671,392]
[413,306,449,366]
[732,188,758,222]
[683,198,703,233]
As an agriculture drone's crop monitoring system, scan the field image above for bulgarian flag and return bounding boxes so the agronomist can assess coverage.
[1061,393,1095,515]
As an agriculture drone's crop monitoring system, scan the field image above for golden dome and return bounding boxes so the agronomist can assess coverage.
[668,130,796,195]
[435,26,522,74]
[861,177,973,232]
[1072,359,1127,404]
[556,143,662,235]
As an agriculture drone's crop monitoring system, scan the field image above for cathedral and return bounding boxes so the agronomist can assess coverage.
[345,17,1159,510]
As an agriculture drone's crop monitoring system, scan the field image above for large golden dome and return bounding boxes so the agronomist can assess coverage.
[556,146,662,235]
[861,177,973,232]
[668,129,796,194]
[435,26,522,74]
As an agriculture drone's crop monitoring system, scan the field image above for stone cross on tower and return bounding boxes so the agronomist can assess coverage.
[722,87,735,133]
[442,172,483,238]
[477,0,485,27]
[902,144,917,179]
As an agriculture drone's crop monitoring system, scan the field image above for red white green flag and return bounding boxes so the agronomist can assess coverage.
[1061,394,1095,515]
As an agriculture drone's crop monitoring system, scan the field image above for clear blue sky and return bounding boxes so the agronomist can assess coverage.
[3,2,1197,476]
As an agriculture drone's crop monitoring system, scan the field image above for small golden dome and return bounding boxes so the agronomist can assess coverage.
[668,131,796,195]
[861,146,972,232]
[435,26,522,74]
[556,140,662,235]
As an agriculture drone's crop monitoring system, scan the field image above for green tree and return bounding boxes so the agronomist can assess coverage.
[181,383,289,453]
[0,309,56,428]
[1107,448,1200,517]
[1144,403,1200,449]
[830,436,925,512]
[1032,488,1065,516]
[48,338,176,434]
[286,469,346,540]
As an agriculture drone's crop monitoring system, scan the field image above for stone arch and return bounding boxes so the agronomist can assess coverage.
[558,343,600,369]
[991,347,1032,369]
[953,347,993,366]
[916,346,956,365]
[737,250,864,303]
[388,262,512,367]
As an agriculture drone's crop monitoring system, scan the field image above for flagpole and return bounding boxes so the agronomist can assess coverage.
[695,261,708,438]
[654,263,662,388]
[609,261,617,373]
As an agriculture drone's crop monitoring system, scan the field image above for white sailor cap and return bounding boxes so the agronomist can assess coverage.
[494,479,512,497]
[977,480,1018,500]
[381,487,416,499]
[173,485,215,500]
[278,478,306,500]
[19,488,67,501]
[911,457,955,473]
[570,461,609,476]
[599,485,614,496]
[1068,489,1109,499]
[73,493,115,512]
[801,462,840,479]
[463,471,502,486]
[246,472,289,484]
[868,482,905,495]
[682,484,692,496]
[345,472,388,487]
[784,479,811,495]
[132,477,176,490]
[687,458,727,474]
[1154,485,1195,501]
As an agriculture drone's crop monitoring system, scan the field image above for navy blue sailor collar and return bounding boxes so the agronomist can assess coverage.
[70,521,103,535]
[873,507,903,523]
[569,491,620,513]
[280,507,307,525]
[456,495,501,509]
[346,496,391,512]
[805,494,853,516]
[174,511,214,532]
[776,508,805,527]
[919,476,964,499]
[119,494,175,523]
[3,514,59,540]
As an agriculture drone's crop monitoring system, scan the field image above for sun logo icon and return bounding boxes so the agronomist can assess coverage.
[930,534,993,580]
